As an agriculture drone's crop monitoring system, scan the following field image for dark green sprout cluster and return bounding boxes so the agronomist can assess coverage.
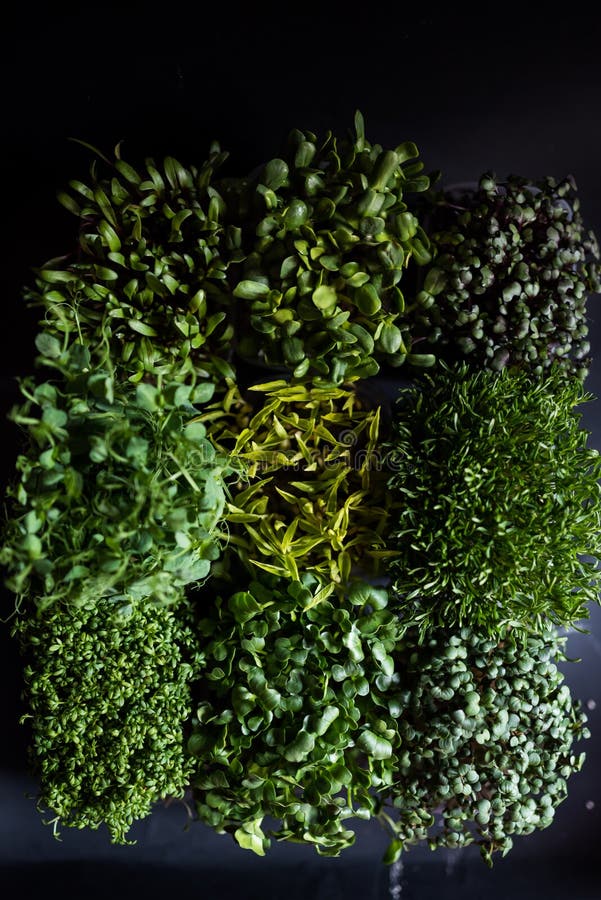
[189,575,404,857]
[26,143,238,385]
[232,111,435,382]
[0,340,230,612]
[384,364,601,636]
[416,173,600,378]
[15,596,203,844]
[375,627,590,868]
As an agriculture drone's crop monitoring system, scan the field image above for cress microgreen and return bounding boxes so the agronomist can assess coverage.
[384,363,601,635]
[15,594,203,843]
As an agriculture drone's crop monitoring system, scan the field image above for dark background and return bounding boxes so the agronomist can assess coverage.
[1,4,600,897]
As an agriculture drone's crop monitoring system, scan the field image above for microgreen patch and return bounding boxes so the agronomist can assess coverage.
[0,343,232,610]
[232,111,435,382]
[201,379,388,584]
[417,174,600,378]
[188,573,400,856]
[14,594,203,843]
[375,626,590,867]
[385,363,601,634]
[26,142,237,385]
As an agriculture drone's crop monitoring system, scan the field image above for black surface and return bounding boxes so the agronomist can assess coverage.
[1,4,601,898]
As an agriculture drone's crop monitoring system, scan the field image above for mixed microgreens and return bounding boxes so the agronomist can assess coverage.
[1,114,599,865]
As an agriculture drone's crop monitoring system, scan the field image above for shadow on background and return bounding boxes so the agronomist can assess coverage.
[0,857,597,900]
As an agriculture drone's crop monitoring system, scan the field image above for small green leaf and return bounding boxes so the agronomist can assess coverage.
[234,280,271,300]
[228,591,263,624]
[356,729,392,760]
[164,156,191,190]
[312,284,338,311]
[383,839,404,865]
[294,141,316,168]
[284,200,309,229]
[184,421,208,442]
[379,323,403,354]
[128,319,158,336]
[35,333,62,359]
[371,150,399,191]
[262,158,289,191]
[406,353,436,367]
[234,822,266,856]
[293,358,311,378]
[191,382,216,404]
[355,284,382,315]
[135,383,158,411]
[114,159,141,185]
[42,407,67,429]
[395,141,419,164]
[313,705,340,737]
[284,729,316,762]
[424,267,447,296]
[282,337,305,364]
[37,269,77,284]
[348,581,388,609]
[396,212,418,241]
[343,626,364,662]
[410,237,432,265]
[57,191,80,216]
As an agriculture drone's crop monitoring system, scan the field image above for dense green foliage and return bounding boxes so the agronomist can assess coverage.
[417,174,600,378]
[15,595,202,843]
[188,575,589,865]
[1,116,598,863]
[232,111,435,382]
[0,341,230,611]
[376,626,590,867]
[189,574,403,856]
[385,364,601,634]
[25,143,238,385]
[203,379,388,584]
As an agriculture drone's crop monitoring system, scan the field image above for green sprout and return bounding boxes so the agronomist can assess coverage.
[232,111,435,383]
[0,340,232,611]
[24,142,238,385]
[416,173,600,378]
[189,573,402,857]
[384,363,601,635]
[201,378,389,585]
[375,626,590,867]
[15,594,203,843]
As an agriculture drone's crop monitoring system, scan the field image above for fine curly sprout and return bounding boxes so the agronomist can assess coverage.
[384,363,601,635]
[15,595,203,843]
